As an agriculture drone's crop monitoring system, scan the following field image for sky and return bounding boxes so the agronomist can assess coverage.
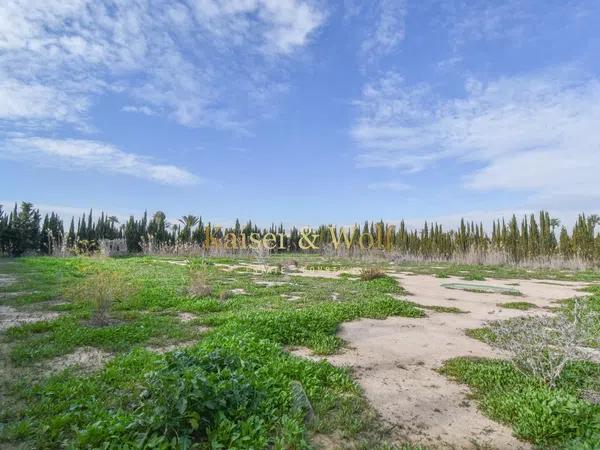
[1,0,599,229]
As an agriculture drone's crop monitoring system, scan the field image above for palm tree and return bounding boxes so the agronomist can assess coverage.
[178,215,199,243]
[107,216,119,227]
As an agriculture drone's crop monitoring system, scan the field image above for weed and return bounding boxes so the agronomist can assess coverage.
[360,267,386,281]
[188,271,212,297]
[65,270,136,326]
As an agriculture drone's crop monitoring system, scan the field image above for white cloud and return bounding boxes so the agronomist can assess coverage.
[122,105,156,116]
[352,67,600,206]
[367,180,411,191]
[0,77,89,126]
[359,0,406,62]
[0,0,324,129]
[1,137,200,186]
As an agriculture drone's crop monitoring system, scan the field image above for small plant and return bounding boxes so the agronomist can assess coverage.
[66,271,136,326]
[360,267,386,281]
[188,271,212,297]
[251,243,271,273]
[219,290,231,301]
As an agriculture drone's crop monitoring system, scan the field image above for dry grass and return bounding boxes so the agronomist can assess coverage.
[187,271,212,297]
[486,298,599,387]
[360,267,386,281]
[66,271,136,326]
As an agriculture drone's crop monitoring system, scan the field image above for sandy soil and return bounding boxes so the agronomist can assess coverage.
[293,273,589,449]
[0,305,60,331]
[0,274,16,287]
[45,347,113,373]
[0,275,62,331]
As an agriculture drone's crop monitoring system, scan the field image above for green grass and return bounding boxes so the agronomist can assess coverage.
[440,357,600,449]
[0,257,422,449]
[497,301,537,310]
[462,273,486,281]
[408,302,467,314]
[391,261,600,282]
[3,255,600,449]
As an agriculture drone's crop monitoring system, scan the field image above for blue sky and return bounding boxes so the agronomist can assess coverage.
[1,0,599,228]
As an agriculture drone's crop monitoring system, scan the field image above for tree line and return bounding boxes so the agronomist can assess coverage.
[1,202,599,263]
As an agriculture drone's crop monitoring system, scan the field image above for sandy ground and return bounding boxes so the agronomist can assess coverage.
[0,305,60,331]
[0,275,61,331]
[293,273,589,449]
[44,347,113,373]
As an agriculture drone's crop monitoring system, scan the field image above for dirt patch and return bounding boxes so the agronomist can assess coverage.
[177,312,197,322]
[254,280,290,287]
[0,305,59,332]
[0,274,16,287]
[292,274,587,449]
[230,288,248,295]
[45,347,113,373]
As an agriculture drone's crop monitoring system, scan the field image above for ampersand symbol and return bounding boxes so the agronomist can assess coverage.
[299,229,319,250]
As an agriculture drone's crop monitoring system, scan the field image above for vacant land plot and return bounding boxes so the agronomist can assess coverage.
[0,257,599,449]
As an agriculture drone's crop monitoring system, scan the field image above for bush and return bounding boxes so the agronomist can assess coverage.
[66,271,136,326]
[360,267,386,281]
[188,271,212,298]
[485,298,599,387]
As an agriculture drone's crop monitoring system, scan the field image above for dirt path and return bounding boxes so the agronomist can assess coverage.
[293,274,587,449]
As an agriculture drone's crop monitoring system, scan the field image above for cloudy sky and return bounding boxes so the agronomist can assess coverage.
[1,0,599,228]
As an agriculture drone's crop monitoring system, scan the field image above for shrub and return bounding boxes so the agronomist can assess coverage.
[485,298,599,387]
[66,271,136,326]
[360,267,386,281]
[188,271,212,298]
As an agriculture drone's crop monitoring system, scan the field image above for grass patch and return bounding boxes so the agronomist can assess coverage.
[0,256,423,448]
[409,303,467,314]
[497,301,537,310]
[440,357,600,448]
[2,332,402,449]
[462,273,486,281]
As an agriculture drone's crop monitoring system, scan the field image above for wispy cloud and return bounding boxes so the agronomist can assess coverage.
[367,180,411,191]
[121,105,156,116]
[0,0,324,130]
[352,67,600,206]
[361,0,406,61]
[1,137,200,186]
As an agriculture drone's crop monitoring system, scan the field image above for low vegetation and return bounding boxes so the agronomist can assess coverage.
[0,257,422,449]
[497,301,537,310]
[2,255,600,449]
[455,293,600,447]
[359,267,386,281]
[440,357,600,448]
